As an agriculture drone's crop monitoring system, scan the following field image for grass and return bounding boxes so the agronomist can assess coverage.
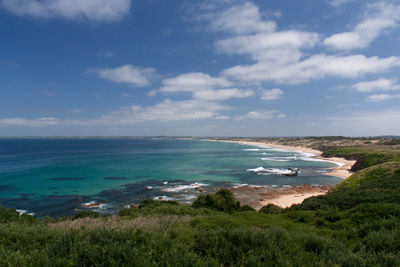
[322,146,400,171]
[293,162,400,211]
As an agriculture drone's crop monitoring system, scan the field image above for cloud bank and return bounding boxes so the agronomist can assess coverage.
[1,0,131,22]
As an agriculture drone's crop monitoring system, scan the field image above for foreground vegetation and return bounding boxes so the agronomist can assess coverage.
[1,138,400,266]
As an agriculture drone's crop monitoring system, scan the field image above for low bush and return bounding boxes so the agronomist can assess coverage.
[259,204,284,214]
[192,188,240,213]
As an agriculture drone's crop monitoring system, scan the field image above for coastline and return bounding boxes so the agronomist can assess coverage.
[205,139,356,210]
[232,184,332,210]
[211,139,356,179]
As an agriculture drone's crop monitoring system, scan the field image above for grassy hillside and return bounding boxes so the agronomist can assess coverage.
[1,142,400,266]
[322,147,400,171]
[292,162,400,211]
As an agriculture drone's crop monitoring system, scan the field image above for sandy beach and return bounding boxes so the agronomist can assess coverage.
[232,184,332,210]
[207,139,356,210]
[214,139,356,179]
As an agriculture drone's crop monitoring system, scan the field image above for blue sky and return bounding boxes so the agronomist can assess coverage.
[1,0,400,136]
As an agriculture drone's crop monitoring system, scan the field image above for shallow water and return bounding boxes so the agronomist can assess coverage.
[0,138,343,217]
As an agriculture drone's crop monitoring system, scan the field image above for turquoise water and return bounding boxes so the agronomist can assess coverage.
[0,138,342,216]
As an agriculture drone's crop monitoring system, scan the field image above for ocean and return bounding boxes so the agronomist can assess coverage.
[0,138,343,217]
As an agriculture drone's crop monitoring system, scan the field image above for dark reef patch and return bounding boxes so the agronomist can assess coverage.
[19,193,36,197]
[50,177,87,181]
[104,177,127,180]
[204,170,241,175]
[0,194,87,217]
[97,180,164,204]
[0,185,15,192]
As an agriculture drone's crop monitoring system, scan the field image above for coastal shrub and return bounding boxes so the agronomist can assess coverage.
[120,204,218,217]
[1,201,400,265]
[0,207,20,223]
[259,204,284,214]
[139,199,179,209]
[0,224,215,266]
[364,229,400,252]
[236,204,256,212]
[72,211,101,220]
[192,227,289,266]
[119,206,139,217]
[0,206,37,224]
[316,208,344,223]
[192,188,240,213]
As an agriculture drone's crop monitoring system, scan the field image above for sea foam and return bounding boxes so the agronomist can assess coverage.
[16,209,35,216]
[247,167,297,175]
[162,182,208,193]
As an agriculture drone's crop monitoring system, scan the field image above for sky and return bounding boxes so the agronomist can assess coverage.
[1,0,400,137]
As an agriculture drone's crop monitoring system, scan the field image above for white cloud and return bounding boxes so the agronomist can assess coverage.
[201,1,320,70]
[96,99,229,123]
[260,88,283,100]
[352,78,400,92]
[215,115,230,120]
[0,117,58,127]
[329,0,355,7]
[216,31,320,63]
[277,114,286,118]
[1,0,131,22]
[96,65,156,87]
[0,99,231,128]
[366,94,400,102]
[209,1,276,34]
[237,110,284,120]
[159,72,253,101]
[224,54,400,85]
[147,90,157,97]
[196,1,400,85]
[192,88,254,101]
[324,1,400,50]
[160,72,231,93]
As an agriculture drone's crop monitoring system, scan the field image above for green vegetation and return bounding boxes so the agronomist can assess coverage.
[322,146,400,171]
[292,162,400,211]
[192,188,240,213]
[259,203,284,214]
[1,140,400,266]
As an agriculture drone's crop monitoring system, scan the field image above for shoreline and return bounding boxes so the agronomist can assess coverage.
[232,184,333,210]
[205,139,355,209]
[209,139,355,179]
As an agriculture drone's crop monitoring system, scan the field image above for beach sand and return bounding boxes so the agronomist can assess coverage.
[232,185,332,210]
[207,139,355,210]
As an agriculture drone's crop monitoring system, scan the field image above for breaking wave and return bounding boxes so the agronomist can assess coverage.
[16,209,35,216]
[247,167,298,175]
[161,182,208,193]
